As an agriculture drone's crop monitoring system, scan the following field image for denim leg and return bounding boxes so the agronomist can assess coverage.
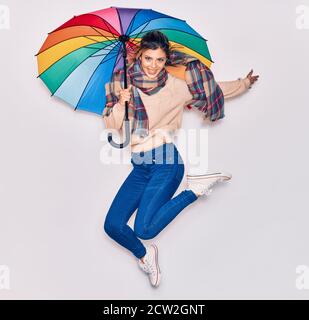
[103,166,150,259]
[133,162,198,240]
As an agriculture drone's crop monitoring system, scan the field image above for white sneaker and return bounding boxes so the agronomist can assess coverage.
[137,244,161,287]
[186,172,232,196]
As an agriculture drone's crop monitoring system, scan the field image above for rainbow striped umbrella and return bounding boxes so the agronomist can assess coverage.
[36,6,213,114]
[36,6,213,148]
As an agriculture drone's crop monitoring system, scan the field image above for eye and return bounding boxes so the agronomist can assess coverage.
[145,57,151,61]
[158,58,164,62]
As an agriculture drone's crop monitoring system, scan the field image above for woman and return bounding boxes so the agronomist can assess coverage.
[102,31,258,288]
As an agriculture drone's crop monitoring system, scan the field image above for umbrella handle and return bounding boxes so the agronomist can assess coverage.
[107,119,130,149]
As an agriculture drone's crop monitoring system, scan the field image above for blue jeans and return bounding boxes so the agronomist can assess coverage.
[103,143,198,259]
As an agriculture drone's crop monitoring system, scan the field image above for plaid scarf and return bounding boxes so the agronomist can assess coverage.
[104,50,224,138]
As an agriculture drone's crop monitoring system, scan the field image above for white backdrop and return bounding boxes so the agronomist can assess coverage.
[1,0,309,299]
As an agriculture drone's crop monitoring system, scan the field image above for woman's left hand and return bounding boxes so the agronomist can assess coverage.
[246,69,259,87]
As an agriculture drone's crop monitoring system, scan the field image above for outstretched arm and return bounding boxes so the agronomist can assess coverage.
[218,69,259,100]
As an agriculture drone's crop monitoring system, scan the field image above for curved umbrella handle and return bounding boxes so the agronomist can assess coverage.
[107,119,130,149]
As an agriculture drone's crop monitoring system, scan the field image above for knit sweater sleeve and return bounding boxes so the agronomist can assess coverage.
[218,77,251,100]
[102,102,125,130]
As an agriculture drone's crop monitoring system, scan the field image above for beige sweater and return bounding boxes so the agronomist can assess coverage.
[103,74,251,153]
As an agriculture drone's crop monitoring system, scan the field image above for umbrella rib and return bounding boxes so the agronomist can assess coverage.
[73,42,122,110]
[112,49,124,71]
[107,42,124,80]
[91,49,119,60]
[38,40,119,78]
[126,10,184,36]
[90,26,118,43]
[125,9,142,35]
[82,36,115,47]
[115,8,124,35]
[36,27,118,56]
[168,40,214,63]
[86,14,120,40]
[130,27,208,46]
[48,13,120,41]
[130,27,207,42]
[92,16,119,41]
[56,45,119,93]
[86,46,116,52]
[129,18,206,41]
[115,16,146,63]
[129,20,152,45]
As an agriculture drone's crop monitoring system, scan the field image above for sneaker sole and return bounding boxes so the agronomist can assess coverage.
[151,244,161,287]
[186,172,232,181]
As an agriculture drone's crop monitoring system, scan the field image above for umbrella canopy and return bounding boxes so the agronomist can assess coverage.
[36,6,213,116]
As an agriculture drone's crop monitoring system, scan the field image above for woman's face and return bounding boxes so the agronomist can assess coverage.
[139,48,167,79]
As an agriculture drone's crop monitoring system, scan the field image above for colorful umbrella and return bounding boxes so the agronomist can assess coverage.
[36,6,214,148]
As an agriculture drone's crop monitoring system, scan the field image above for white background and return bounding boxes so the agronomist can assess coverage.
[1,0,309,299]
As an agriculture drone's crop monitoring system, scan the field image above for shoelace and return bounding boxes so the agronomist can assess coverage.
[143,260,156,275]
[140,261,148,272]
[203,178,224,195]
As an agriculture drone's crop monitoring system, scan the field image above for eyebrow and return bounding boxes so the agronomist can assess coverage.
[144,55,166,59]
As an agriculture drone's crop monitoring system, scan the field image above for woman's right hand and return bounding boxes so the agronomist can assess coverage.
[119,85,132,106]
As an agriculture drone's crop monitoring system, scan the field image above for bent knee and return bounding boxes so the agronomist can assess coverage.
[134,225,154,240]
[103,219,121,237]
